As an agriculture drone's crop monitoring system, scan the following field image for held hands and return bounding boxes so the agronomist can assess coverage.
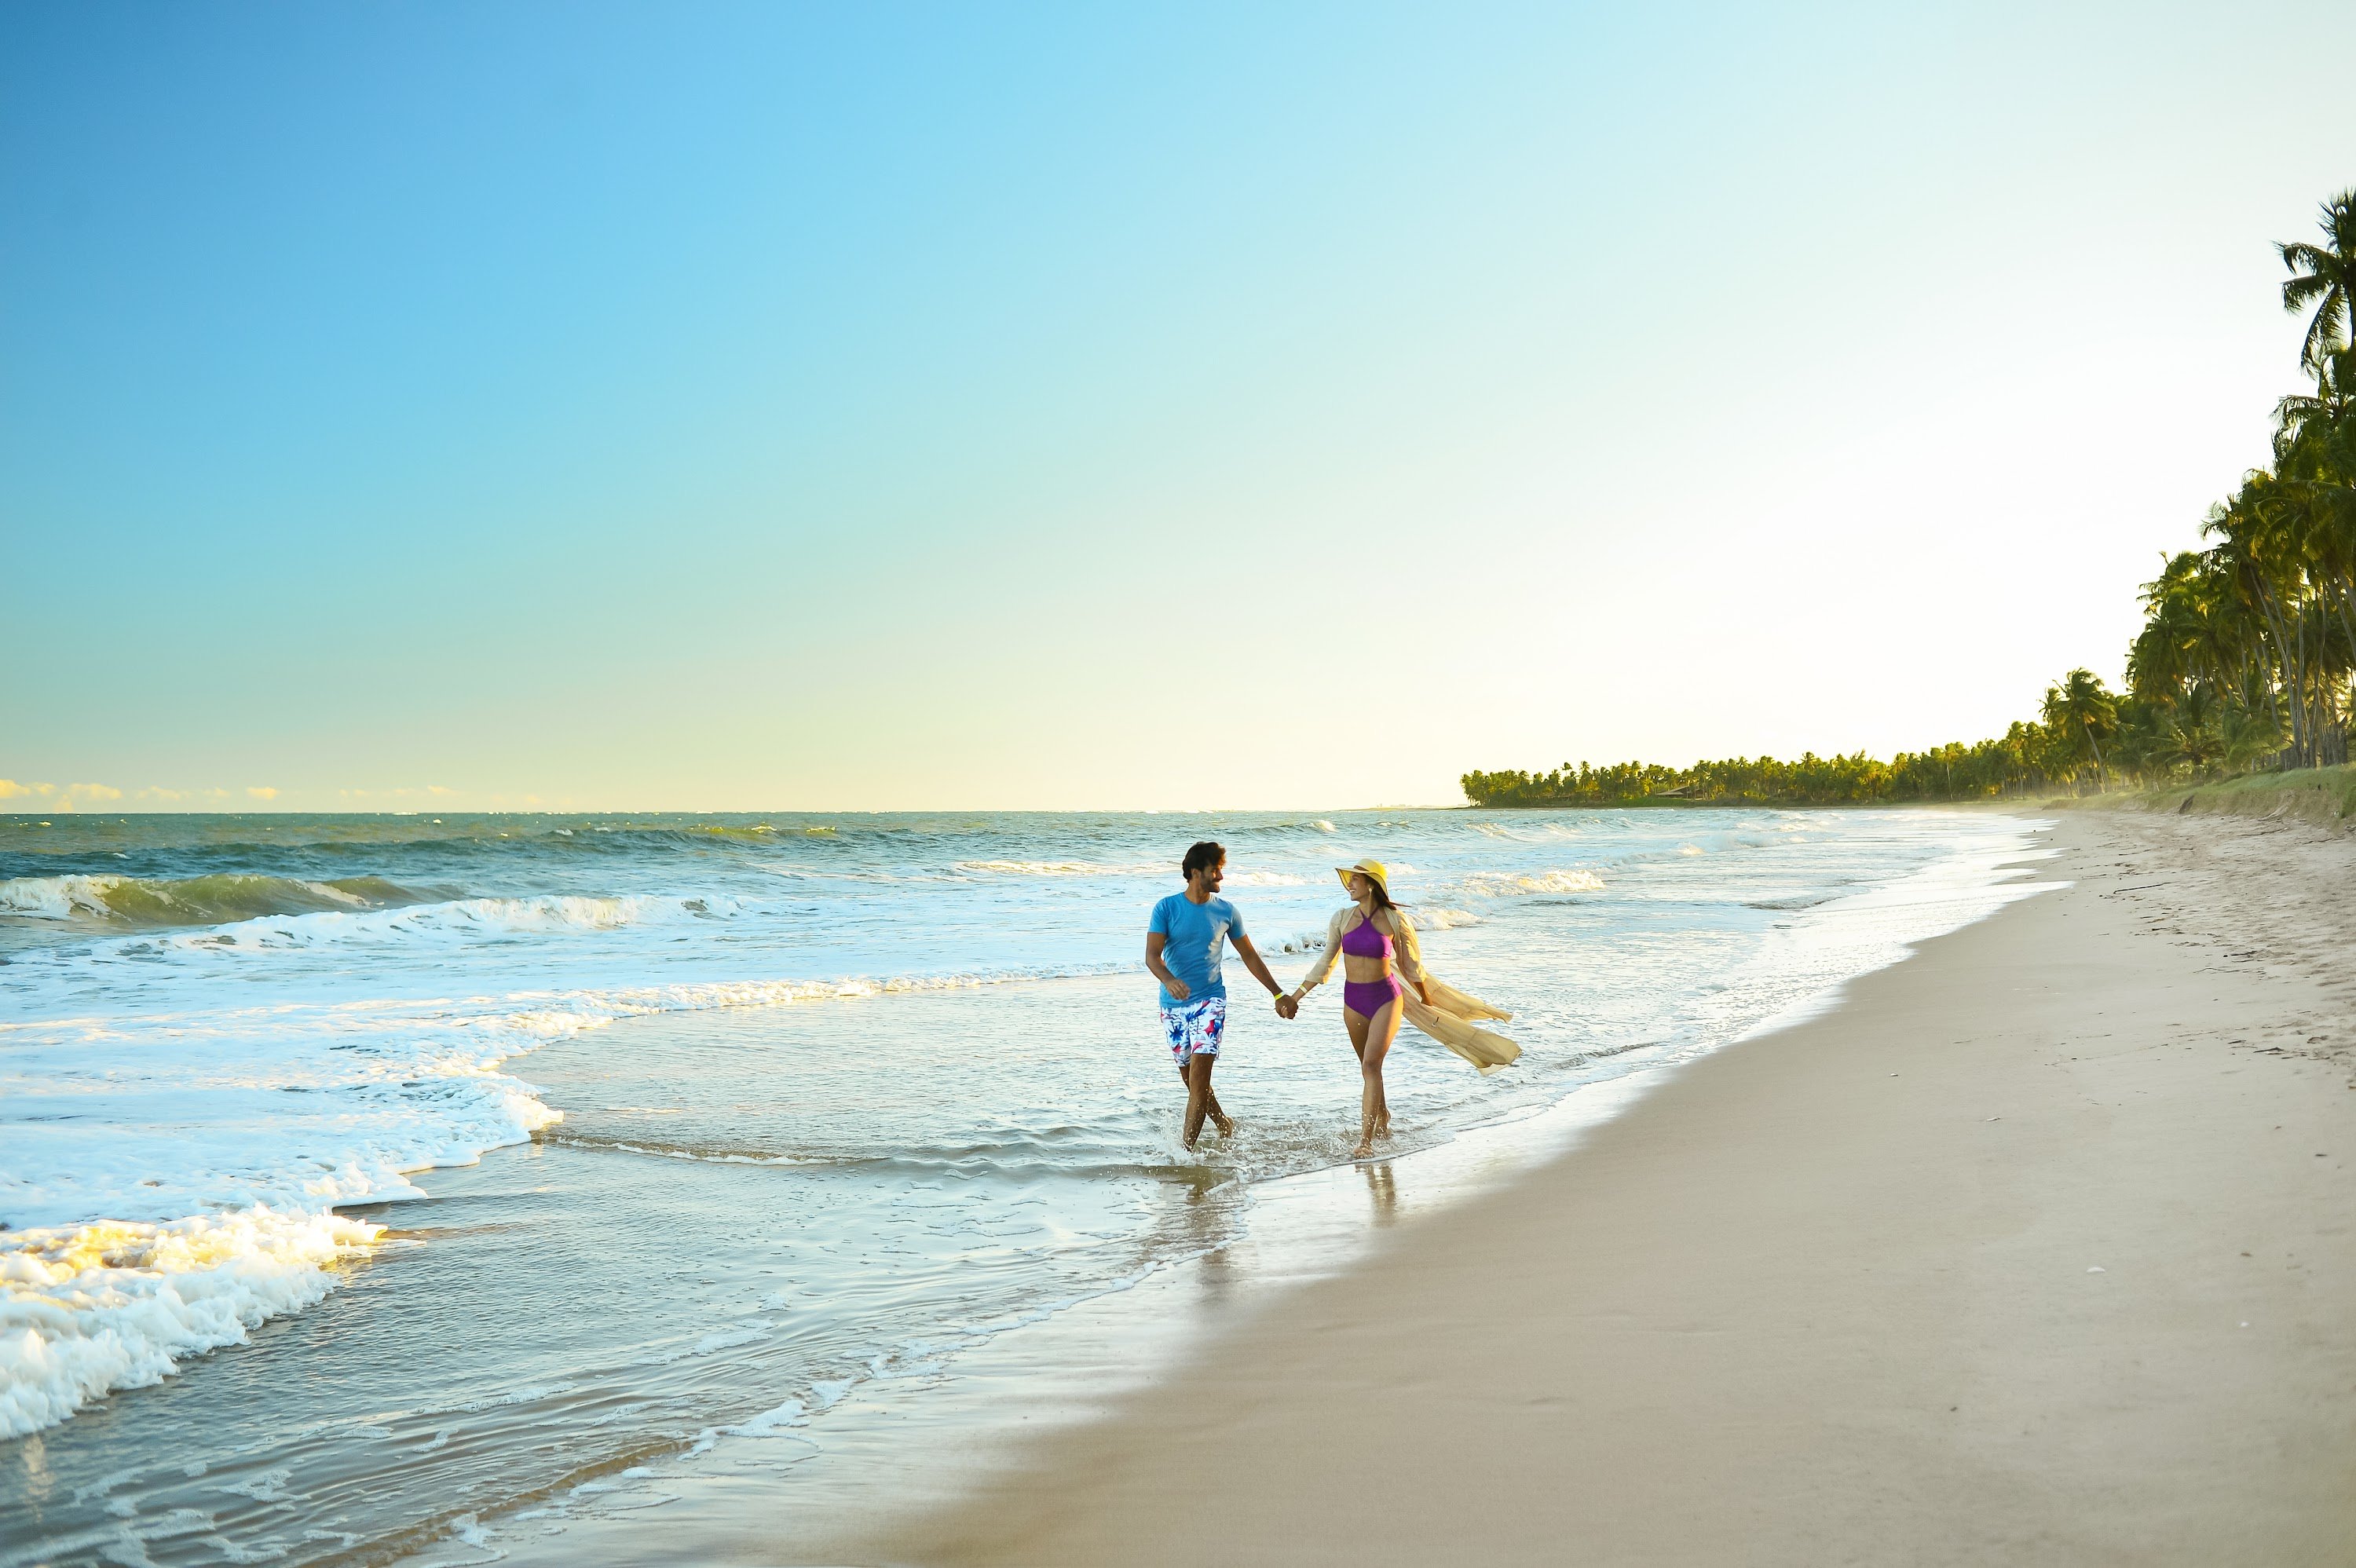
[1274,992,1299,1020]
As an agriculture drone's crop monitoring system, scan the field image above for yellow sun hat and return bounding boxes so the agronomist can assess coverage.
[1335,859,1391,896]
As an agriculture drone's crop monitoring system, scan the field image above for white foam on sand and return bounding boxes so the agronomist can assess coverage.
[0,1208,382,1438]
[0,928,1162,1441]
[1,961,1145,1237]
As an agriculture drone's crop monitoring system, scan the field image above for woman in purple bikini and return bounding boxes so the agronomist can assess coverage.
[1282,858,1431,1160]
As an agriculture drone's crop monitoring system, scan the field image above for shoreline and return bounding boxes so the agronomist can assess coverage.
[16,810,2347,1565]
[7,806,2032,1568]
[821,810,2356,1565]
[450,816,2050,1566]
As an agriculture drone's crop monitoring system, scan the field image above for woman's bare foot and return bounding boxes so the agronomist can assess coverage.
[1351,1139,1374,1160]
[1212,1112,1235,1138]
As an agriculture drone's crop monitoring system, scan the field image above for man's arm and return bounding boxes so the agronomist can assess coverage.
[1145,931,1189,1000]
[1230,933,1294,1016]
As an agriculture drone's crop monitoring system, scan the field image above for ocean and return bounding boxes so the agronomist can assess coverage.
[0,806,2043,1564]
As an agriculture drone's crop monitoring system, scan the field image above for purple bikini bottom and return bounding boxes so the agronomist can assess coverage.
[1342,975,1403,1018]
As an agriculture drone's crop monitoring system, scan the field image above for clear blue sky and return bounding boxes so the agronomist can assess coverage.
[5,2,2353,810]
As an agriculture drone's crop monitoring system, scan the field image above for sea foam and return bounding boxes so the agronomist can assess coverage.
[0,1208,382,1438]
[1453,868,1608,896]
[0,953,1131,1440]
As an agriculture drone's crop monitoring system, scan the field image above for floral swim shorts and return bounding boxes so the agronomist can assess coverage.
[1158,995,1227,1070]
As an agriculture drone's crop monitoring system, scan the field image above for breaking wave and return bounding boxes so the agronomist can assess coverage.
[0,873,439,927]
[953,860,1162,878]
[1453,868,1607,897]
[0,956,1138,1440]
[0,1208,384,1439]
[149,892,739,952]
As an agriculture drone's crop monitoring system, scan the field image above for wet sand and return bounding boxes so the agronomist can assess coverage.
[836,811,2356,1566]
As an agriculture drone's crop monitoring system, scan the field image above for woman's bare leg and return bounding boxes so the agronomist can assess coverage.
[1344,1002,1402,1159]
[1344,1006,1370,1150]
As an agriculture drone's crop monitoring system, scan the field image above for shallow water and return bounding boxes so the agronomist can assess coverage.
[1,807,2043,1565]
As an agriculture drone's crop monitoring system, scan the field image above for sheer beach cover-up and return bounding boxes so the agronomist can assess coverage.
[1294,907,1523,1074]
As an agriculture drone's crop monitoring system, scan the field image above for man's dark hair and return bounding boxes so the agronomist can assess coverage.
[1182,841,1225,879]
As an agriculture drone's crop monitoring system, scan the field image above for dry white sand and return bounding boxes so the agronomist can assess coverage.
[825,811,2356,1566]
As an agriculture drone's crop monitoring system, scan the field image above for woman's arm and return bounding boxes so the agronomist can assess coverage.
[1287,908,1350,1000]
[1385,910,1432,1003]
[1230,932,1287,1001]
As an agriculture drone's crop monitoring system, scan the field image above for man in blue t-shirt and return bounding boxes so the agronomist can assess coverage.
[1146,839,1293,1150]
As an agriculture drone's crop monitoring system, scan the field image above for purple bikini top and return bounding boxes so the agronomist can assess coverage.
[1339,913,1392,960]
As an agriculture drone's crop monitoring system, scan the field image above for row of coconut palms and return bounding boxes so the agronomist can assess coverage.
[1465,188,2354,807]
[2096,188,2356,784]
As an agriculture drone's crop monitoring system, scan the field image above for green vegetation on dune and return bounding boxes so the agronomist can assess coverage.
[1464,737,2056,807]
[1465,189,2356,810]
[2092,764,2356,832]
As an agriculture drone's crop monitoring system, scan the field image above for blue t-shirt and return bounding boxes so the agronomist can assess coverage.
[1147,893,1246,1007]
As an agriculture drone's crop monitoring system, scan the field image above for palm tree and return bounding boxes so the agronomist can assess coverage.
[2219,705,2285,773]
[2128,552,2207,703]
[2107,696,2171,785]
[2204,478,2324,764]
[2274,346,2356,722]
[2281,191,2356,382]
[2274,343,2355,457]
[2042,668,2119,791]
[2160,684,2227,777]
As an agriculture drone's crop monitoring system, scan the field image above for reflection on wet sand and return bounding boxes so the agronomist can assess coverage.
[1362,1162,1399,1224]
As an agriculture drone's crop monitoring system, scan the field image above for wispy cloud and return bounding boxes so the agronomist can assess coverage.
[12,780,488,810]
[4,781,128,806]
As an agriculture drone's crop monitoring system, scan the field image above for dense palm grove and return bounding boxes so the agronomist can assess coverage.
[1465,191,2356,810]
